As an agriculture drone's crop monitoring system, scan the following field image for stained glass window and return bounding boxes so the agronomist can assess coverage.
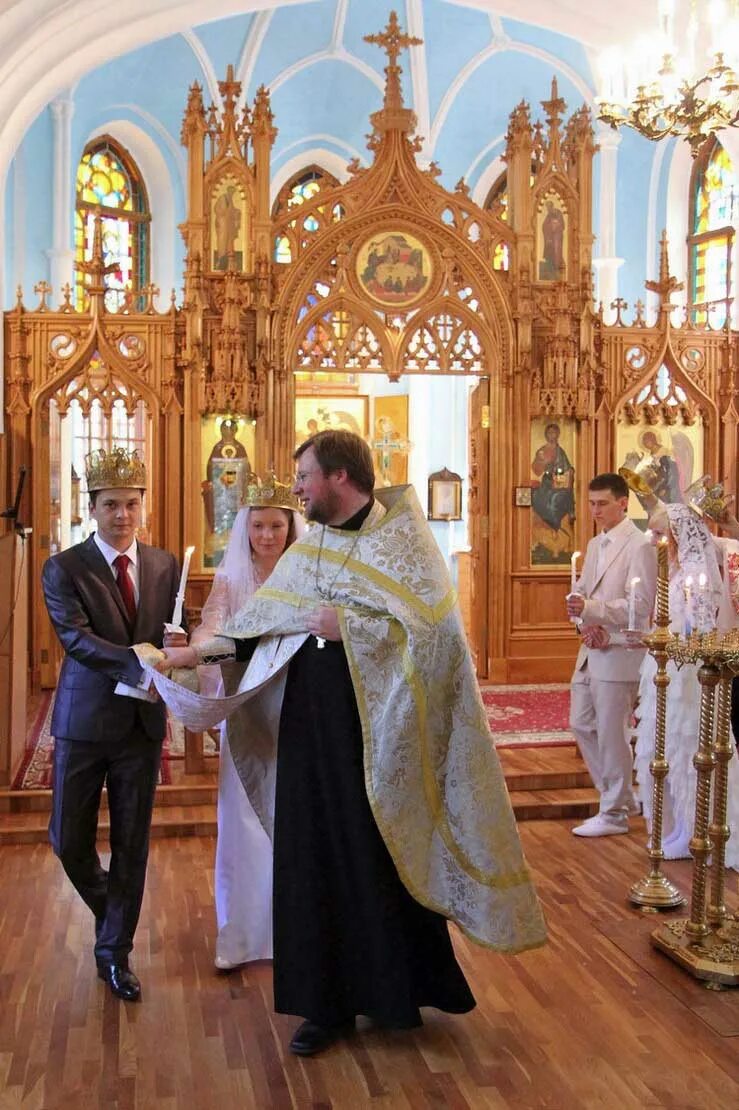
[75,137,150,313]
[484,173,509,222]
[272,166,340,261]
[689,140,737,327]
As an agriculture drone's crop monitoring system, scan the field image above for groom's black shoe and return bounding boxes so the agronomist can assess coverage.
[97,961,141,1002]
[289,1019,354,1056]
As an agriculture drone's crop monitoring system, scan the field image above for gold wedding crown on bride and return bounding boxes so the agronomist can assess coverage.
[244,471,302,513]
[85,447,147,491]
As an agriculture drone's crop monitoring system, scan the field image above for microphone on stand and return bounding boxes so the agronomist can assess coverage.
[0,466,31,537]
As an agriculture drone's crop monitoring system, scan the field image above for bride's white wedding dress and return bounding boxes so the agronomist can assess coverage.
[634,507,739,869]
[193,505,304,967]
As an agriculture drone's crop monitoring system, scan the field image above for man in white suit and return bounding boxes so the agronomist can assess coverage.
[566,473,657,836]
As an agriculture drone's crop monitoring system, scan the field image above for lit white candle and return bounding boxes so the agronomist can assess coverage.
[570,550,581,594]
[170,545,195,630]
[628,576,640,630]
[697,572,708,633]
[683,575,693,637]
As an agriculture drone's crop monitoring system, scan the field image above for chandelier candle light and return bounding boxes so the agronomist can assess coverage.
[597,0,739,155]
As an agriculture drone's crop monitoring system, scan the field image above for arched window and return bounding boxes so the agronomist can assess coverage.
[689,139,737,326]
[272,165,341,263]
[74,137,150,312]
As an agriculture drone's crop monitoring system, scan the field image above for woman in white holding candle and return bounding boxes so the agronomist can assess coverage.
[634,502,739,867]
[191,474,305,968]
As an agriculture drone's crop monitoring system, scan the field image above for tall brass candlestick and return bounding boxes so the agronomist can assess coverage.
[684,660,719,943]
[706,667,733,929]
[629,537,686,909]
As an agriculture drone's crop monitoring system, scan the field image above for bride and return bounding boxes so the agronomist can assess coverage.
[192,476,304,968]
[634,502,739,867]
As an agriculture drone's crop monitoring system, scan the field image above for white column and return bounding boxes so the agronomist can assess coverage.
[46,92,76,298]
[592,125,624,324]
[408,376,430,513]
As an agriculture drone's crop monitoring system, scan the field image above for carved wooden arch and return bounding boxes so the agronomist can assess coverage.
[612,341,719,480]
[396,294,497,379]
[28,334,163,686]
[34,317,158,406]
[289,293,394,375]
[275,207,516,381]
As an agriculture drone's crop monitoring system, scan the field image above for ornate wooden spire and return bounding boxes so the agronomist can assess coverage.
[645,231,684,308]
[364,10,422,133]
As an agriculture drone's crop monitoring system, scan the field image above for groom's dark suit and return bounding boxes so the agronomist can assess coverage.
[42,534,180,964]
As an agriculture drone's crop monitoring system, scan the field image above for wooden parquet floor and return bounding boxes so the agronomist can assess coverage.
[1,824,738,1109]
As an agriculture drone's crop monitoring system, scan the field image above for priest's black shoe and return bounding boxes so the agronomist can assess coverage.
[97,962,141,1002]
[289,1019,353,1056]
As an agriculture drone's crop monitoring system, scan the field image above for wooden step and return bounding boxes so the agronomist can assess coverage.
[498,747,590,792]
[0,805,217,846]
[0,779,218,815]
[509,787,599,821]
[1,743,595,842]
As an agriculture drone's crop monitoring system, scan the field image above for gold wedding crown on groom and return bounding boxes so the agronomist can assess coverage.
[244,471,301,513]
[85,447,147,491]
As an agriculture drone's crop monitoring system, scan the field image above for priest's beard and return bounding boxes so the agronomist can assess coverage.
[304,486,342,524]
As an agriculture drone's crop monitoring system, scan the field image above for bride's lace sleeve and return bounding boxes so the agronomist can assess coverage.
[190,575,237,663]
[191,575,231,645]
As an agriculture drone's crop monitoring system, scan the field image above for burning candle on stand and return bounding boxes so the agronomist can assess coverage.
[683,576,693,637]
[697,572,709,633]
[628,576,640,631]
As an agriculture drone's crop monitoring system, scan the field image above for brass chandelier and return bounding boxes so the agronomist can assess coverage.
[597,0,739,156]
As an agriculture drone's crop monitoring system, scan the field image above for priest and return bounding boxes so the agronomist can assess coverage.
[161,430,546,1055]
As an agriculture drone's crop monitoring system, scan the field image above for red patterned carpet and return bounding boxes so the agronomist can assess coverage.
[12,693,210,790]
[481,684,574,749]
[14,683,573,789]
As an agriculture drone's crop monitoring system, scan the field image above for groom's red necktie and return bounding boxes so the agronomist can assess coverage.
[113,553,137,625]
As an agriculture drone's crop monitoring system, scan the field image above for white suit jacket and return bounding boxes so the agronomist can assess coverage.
[572,517,657,683]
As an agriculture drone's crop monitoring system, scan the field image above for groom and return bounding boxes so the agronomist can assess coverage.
[566,472,657,836]
[41,447,182,1001]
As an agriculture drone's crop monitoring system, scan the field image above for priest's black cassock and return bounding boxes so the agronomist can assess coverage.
[236,499,475,1028]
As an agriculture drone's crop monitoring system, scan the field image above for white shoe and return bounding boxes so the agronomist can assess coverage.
[572,814,629,837]
[214,954,245,971]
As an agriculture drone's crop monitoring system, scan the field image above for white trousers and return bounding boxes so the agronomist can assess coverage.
[570,671,638,818]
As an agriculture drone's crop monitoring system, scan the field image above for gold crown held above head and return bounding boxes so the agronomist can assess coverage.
[85,447,147,492]
[685,475,734,522]
[618,466,656,498]
[243,471,302,513]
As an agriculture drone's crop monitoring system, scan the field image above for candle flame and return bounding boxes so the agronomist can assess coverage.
[685,576,693,587]
[698,572,707,587]
[185,545,195,558]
